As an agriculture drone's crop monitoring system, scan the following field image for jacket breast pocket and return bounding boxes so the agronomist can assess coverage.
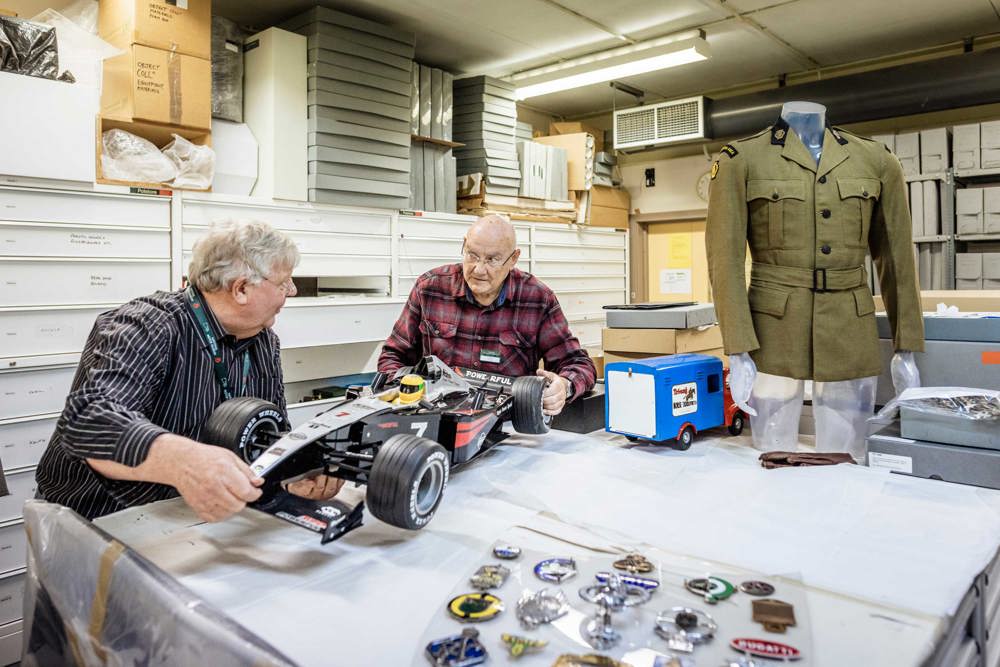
[419,319,457,360]
[837,177,881,247]
[498,329,537,375]
[748,284,790,318]
[747,179,806,250]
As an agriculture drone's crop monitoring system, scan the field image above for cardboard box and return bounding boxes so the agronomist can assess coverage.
[100,0,211,60]
[909,181,924,238]
[953,123,980,171]
[955,253,983,290]
[875,290,1000,312]
[101,44,211,129]
[956,188,984,235]
[0,72,97,182]
[589,351,604,378]
[590,185,630,210]
[985,187,1000,234]
[894,132,920,176]
[871,133,894,153]
[922,180,939,237]
[602,326,723,355]
[548,121,604,150]
[920,127,950,173]
[604,348,728,368]
[984,253,1000,290]
[96,115,211,188]
[982,121,1000,169]
[588,204,628,229]
[535,132,594,191]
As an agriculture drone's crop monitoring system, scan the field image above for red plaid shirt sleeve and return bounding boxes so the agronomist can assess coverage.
[378,265,597,400]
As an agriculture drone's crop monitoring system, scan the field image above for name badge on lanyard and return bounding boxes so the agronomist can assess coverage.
[480,348,501,364]
[185,286,250,401]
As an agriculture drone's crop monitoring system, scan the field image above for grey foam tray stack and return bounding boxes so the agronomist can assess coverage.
[410,62,456,213]
[281,7,415,209]
[452,76,520,196]
[516,121,533,142]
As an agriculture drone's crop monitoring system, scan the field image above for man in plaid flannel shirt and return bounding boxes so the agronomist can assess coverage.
[379,215,596,416]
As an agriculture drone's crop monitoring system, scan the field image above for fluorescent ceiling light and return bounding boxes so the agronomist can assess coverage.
[508,30,710,101]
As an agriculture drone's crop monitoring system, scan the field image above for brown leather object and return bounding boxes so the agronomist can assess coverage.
[759,451,856,469]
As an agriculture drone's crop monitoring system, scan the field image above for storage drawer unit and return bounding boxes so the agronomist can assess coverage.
[558,290,626,319]
[0,619,21,667]
[0,572,25,629]
[0,470,36,525]
[182,199,392,236]
[183,226,390,257]
[534,259,625,277]
[0,415,56,470]
[0,187,170,229]
[0,366,75,421]
[271,299,404,348]
[0,258,170,307]
[0,523,27,576]
[0,223,169,259]
[0,306,107,358]
[182,251,390,278]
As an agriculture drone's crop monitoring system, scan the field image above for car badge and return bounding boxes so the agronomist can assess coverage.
[515,588,569,629]
[425,628,488,666]
[739,580,775,596]
[551,654,631,666]
[752,599,796,633]
[729,638,801,660]
[613,553,654,574]
[684,576,736,604]
[653,656,695,667]
[500,633,547,659]
[470,564,510,590]
[447,592,504,622]
[534,557,577,583]
[578,573,652,649]
[595,570,659,590]
[654,607,718,653]
[493,544,522,560]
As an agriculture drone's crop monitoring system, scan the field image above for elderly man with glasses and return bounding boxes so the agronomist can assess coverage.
[36,220,342,523]
[379,214,596,417]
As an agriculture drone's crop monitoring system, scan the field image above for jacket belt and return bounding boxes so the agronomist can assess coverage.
[751,262,866,293]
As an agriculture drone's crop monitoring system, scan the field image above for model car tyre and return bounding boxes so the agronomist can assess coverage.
[676,425,695,451]
[728,411,745,436]
[511,376,551,434]
[367,434,449,530]
[202,397,287,464]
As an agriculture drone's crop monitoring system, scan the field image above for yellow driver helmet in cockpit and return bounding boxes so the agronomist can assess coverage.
[396,374,426,404]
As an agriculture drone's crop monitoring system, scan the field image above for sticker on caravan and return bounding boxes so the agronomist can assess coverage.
[672,382,698,416]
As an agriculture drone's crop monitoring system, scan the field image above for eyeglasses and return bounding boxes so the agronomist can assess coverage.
[461,248,516,269]
[263,274,297,296]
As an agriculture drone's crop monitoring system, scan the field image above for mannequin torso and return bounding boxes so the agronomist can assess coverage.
[780,101,826,164]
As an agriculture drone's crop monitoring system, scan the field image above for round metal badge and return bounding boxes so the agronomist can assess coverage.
[613,553,654,574]
[684,576,736,604]
[739,580,775,596]
[534,558,577,583]
[448,592,505,622]
[493,544,522,560]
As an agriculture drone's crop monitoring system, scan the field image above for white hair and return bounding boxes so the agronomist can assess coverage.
[187,219,299,292]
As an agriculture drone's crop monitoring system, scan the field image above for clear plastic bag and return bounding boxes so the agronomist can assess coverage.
[30,7,121,88]
[162,133,215,189]
[0,16,60,79]
[101,128,178,183]
[872,387,1000,424]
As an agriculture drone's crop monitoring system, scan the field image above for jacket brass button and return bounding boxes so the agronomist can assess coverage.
[818,175,827,184]
[862,189,869,197]
[821,209,831,218]
[771,192,779,200]
[821,244,832,254]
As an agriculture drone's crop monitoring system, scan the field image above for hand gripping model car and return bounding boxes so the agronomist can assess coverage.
[201,356,551,544]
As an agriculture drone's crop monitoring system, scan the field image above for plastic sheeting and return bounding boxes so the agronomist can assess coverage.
[21,501,295,667]
[0,16,62,80]
[100,129,178,184]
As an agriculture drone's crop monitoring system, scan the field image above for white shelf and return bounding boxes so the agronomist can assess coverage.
[954,167,1000,179]
[905,172,948,182]
[913,235,950,242]
[956,233,1000,242]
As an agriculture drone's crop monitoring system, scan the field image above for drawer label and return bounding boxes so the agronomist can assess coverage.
[868,452,913,474]
[70,233,111,247]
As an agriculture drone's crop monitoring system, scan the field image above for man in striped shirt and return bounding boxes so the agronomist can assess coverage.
[36,220,340,521]
[379,215,596,415]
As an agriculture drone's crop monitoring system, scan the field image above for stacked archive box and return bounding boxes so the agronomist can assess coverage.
[281,7,416,209]
[0,184,172,663]
[452,76,521,196]
[409,63,456,213]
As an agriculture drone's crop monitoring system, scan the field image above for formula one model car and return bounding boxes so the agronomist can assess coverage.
[202,356,551,544]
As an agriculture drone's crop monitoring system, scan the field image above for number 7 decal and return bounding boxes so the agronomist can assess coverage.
[411,422,428,437]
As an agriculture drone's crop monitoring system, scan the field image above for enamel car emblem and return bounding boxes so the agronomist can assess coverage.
[595,571,659,591]
[470,564,510,590]
[685,576,736,604]
[739,580,775,596]
[729,638,801,660]
[425,628,488,666]
[654,607,718,653]
[501,633,547,659]
[448,593,504,622]
[516,588,569,629]
[493,544,522,560]
[534,558,577,583]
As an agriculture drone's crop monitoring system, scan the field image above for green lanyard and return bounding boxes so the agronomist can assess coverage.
[185,286,250,401]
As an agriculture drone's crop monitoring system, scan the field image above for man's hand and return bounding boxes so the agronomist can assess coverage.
[88,433,265,523]
[536,369,570,416]
[287,474,345,500]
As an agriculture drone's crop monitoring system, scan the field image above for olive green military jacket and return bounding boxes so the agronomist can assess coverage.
[705,118,925,382]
